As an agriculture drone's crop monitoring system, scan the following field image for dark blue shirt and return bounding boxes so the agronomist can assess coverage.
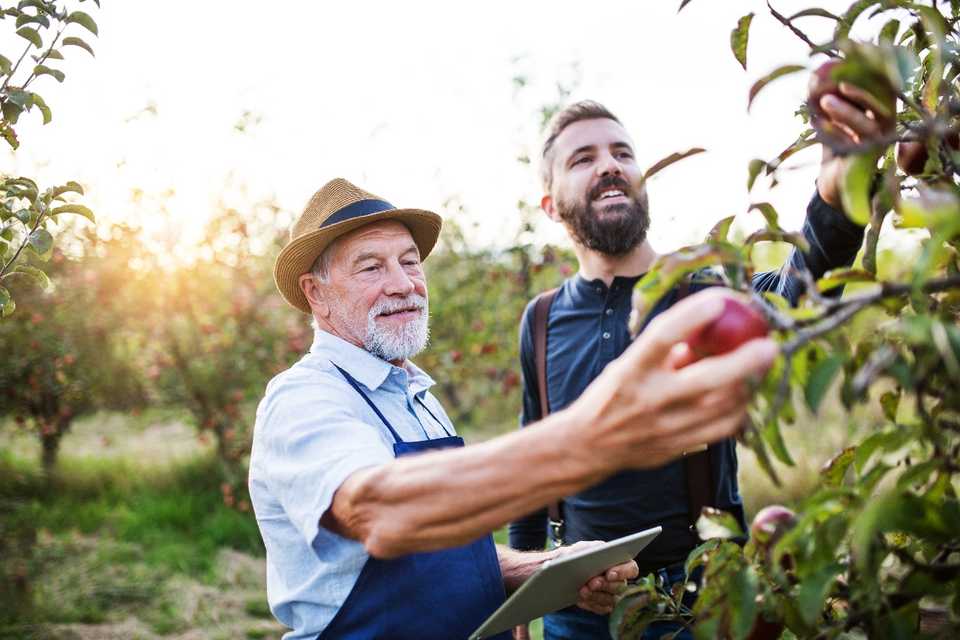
[509,191,864,571]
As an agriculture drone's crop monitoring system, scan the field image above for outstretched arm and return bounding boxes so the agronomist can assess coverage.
[321,289,778,559]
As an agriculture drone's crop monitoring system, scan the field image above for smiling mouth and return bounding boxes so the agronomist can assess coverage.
[595,189,627,202]
[377,307,421,320]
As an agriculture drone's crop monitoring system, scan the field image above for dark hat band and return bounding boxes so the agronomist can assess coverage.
[321,198,395,228]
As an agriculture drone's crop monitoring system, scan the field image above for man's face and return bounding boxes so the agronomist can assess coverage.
[321,220,430,362]
[546,118,650,256]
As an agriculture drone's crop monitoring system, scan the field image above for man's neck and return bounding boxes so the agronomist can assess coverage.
[572,240,659,286]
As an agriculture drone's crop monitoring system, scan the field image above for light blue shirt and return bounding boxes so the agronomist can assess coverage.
[248,330,457,639]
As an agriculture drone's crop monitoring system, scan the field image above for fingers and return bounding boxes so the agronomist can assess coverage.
[837,82,895,124]
[656,337,778,407]
[607,559,639,581]
[630,288,731,366]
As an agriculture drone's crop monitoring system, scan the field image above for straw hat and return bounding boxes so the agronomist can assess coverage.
[274,178,442,313]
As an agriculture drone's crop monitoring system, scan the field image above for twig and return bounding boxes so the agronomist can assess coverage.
[767,1,836,55]
[0,208,48,279]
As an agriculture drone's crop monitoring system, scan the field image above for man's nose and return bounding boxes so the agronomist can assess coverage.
[383,262,415,295]
[596,152,624,178]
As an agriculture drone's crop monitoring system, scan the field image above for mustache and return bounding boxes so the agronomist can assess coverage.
[371,294,427,317]
[589,175,632,202]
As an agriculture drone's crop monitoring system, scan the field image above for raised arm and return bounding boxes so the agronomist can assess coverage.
[321,288,778,559]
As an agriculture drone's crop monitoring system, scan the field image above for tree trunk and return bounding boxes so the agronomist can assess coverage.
[40,430,61,474]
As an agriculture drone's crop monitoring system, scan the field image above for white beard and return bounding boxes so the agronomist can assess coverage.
[359,294,430,362]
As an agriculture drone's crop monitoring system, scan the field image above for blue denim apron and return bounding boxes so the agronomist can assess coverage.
[318,365,510,640]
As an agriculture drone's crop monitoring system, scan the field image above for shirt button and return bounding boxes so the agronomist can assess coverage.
[602,331,611,340]
[605,308,613,316]
[595,287,603,294]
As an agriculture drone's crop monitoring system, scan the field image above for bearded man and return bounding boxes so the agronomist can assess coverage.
[248,178,778,639]
[509,96,891,640]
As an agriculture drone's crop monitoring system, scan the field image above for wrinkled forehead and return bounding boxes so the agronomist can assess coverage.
[335,220,418,262]
[553,118,635,161]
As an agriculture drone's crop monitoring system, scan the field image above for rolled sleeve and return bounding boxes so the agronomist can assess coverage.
[257,375,394,548]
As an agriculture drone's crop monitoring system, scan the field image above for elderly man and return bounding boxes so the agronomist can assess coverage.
[248,178,778,639]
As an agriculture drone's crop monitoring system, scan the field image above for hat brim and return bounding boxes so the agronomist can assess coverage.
[274,207,442,313]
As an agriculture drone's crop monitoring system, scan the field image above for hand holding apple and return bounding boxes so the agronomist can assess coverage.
[685,298,770,359]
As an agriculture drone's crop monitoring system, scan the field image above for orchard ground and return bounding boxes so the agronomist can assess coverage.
[0,389,865,640]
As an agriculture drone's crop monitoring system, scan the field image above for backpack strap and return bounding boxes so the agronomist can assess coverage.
[675,275,716,537]
[532,288,562,542]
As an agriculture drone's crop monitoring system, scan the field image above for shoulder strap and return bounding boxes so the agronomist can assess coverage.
[532,288,562,534]
[533,288,558,421]
[674,274,716,536]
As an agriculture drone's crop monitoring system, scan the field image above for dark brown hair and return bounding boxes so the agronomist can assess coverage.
[540,100,622,190]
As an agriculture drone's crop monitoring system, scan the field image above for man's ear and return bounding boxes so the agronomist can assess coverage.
[541,193,561,222]
[299,273,330,317]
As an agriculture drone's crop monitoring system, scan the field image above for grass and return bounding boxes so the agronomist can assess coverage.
[1,452,263,579]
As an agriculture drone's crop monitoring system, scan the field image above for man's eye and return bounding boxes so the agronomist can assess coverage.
[403,260,420,267]
[618,151,634,160]
[362,265,378,273]
[572,157,590,166]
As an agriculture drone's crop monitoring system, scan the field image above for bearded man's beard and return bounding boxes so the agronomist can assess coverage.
[556,177,650,257]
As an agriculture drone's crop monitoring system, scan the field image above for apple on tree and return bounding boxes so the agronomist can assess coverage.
[686,298,770,359]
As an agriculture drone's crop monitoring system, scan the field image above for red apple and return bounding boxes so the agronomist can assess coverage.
[750,504,797,550]
[687,298,769,358]
[750,505,798,574]
[896,131,960,176]
[808,60,843,121]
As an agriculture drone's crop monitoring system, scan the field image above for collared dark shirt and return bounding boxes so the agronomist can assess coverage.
[509,191,864,571]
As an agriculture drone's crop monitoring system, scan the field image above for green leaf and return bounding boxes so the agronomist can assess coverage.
[27,227,52,256]
[2,99,24,125]
[49,181,84,199]
[879,19,900,46]
[50,203,93,222]
[684,538,721,578]
[730,13,753,71]
[9,264,50,289]
[798,563,843,625]
[879,390,899,422]
[696,507,745,540]
[839,152,878,226]
[815,268,875,292]
[677,0,695,12]
[61,35,95,57]
[30,92,50,124]
[643,147,706,180]
[66,10,98,35]
[747,64,805,111]
[33,64,64,82]
[16,26,41,48]
[707,215,736,243]
[822,446,855,487]
[834,0,883,42]
[0,292,15,317]
[896,459,939,490]
[763,414,795,467]
[747,159,766,192]
[0,54,12,75]
[16,12,48,28]
[748,202,781,230]
[805,354,844,413]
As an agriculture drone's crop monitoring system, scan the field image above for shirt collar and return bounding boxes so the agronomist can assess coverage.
[572,272,644,300]
[309,330,435,395]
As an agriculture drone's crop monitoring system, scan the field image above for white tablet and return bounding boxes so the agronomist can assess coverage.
[469,526,662,640]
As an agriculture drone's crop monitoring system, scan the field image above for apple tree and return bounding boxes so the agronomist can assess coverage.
[0,0,98,317]
[613,2,960,638]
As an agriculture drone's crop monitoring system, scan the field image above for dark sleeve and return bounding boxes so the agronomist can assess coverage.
[751,189,865,306]
[508,299,549,552]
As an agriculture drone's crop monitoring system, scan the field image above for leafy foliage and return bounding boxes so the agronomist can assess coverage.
[0,0,98,317]
[613,1,960,637]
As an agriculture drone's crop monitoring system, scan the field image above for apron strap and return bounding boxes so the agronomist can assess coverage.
[415,396,453,437]
[333,363,405,444]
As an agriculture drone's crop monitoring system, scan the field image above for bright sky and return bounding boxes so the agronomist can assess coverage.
[2,0,886,260]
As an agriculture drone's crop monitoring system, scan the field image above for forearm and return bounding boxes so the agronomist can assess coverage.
[326,410,605,559]
[496,545,555,593]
